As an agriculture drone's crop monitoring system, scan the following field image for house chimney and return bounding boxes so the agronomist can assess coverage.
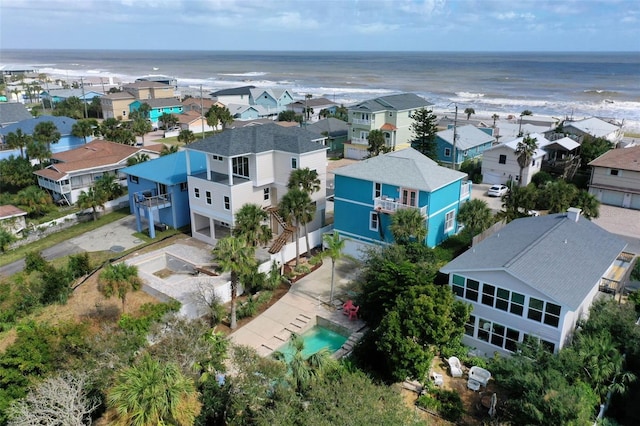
[567,207,582,222]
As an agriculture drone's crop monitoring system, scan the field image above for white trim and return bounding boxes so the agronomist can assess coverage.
[334,229,387,246]
[445,209,455,232]
[333,197,374,209]
[369,211,379,231]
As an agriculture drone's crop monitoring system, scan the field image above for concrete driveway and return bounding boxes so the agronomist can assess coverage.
[592,205,640,254]
[471,183,506,212]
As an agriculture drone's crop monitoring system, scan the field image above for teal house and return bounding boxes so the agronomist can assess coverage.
[130,99,184,128]
[121,151,206,238]
[435,125,496,168]
[333,148,471,258]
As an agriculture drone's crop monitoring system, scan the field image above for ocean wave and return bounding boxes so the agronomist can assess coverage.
[218,71,267,77]
[582,89,620,96]
[455,91,485,99]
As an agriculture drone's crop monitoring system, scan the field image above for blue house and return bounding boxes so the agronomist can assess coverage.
[333,148,471,257]
[0,115,86,160]
[121,151,207,238]
[130,99,184,129]
[435,125,496,167]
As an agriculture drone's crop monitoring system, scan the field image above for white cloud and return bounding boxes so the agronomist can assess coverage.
[496,11,536,21]
[355,22,400,34]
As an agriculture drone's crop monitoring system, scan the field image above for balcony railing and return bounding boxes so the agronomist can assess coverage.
[134,191,172,209]
[460,182,471,199]
[351,137,368,145]
[352,118,371,125]
[374,197,427,215]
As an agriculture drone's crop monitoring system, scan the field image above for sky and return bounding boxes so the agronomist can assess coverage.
[1,0,639,51]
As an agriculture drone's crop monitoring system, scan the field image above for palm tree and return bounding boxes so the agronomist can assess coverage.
[160,144,180,156]
[543,180,579,213]
[464,107,475,120]
[71,119,96,144]
[319,231,354,303]
[272,333,334,394]
[287,167,321,195]
[498,185,537,223]
[26,139,51,168]
[95,173,124,200]
[366,129,389,157]
[389,207,427,245]
[127,153,150,166]
[572,190,600,219]
[16,185,54,216]
[233,203,272,247]
[5,129,32,157]
[131,117,152,145]
[159,113,178,130]
[137,102,151,120]
[518,110,533,136]
[212,236,256,330]
[205,105,234,131]
[515,135,538,186]
[177,129,196,144]
[492,114,499,128]
[77,187,108,221]
[33,120,61,152]
[457,199,494,236]
[279,188,315,266]
[107,354,201,426]
[98,262,143,314]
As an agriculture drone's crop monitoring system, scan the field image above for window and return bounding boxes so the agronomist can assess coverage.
[206,191,212,205]
[401,189,417,207]
[291,157,298,169]
[232,157,249,178]
[528,298,544,322]
[445,210,455,232]
[491,323,505,348]
[194,188,200,198]
[499,154,507,164]
[482,284,496,307]
[465,315,476,336]
[532,159,536,166]
[224,196,230,210]
[452,275,465,297]
[510,292,524,316]
[369,211,379,231]
[496,288,510,311]
[263,187,270,201]
[610,169,619,176]
[212,155,223,161]
[523,335,556,353]
[478,319,491,342]
[544,303,561,327]
[373,182,382,198]
[444,148,451,157]
[180,182,188,192]
[465,279,479,302]
[129,175,139,184]
[505,328,520,352]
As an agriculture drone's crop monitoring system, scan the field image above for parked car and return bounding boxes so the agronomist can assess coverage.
[487,184,509,197]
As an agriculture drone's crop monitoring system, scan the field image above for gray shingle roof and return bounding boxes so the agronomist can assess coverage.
[139,98,183,108]
[349,93,432,113]
[210,85,256,97]
[0,103,32,127]
[186,122,328,157]
[437,125,496,150]
[0,115,77,136]
[333,147,467,192]
[440,213,627,310]
[305,118,348,137]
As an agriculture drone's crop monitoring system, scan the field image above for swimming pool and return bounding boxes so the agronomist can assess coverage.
[277,325,348,361]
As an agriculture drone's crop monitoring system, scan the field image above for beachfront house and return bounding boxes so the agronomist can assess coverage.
[182,98,225,115]
[344,93,432,160]
[210,86,255,105]
[562,117,623,145]
[40,88,104,106]
[588,145,640,210]
[33,139,162,205]
[122,81,176,100]
[481,133,551,186]
[435,124,496,167]
[184,122,328,250]
[121,151,207,238]
[440,209,628,356]
[333,147,471,258]
[288,97,339,122]
[0,115,85,161]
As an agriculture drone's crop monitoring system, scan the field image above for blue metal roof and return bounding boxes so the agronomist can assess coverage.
[0,115,77,136]
[120,150,207,185]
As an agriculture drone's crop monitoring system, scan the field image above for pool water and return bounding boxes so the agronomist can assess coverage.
[277,326,348,361]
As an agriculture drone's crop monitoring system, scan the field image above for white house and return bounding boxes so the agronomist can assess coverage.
[562,117,623,145]
[481,133,551,186]
[588,145,640,210]
[440,208,628,356]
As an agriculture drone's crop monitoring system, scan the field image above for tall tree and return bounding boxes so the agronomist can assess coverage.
[464,107,475,120]
[542,180,579,213]
[98,262,143,314]
[518,110,533,136]
[498,184,537,223]
[287,167,321,195]
[206,105,233,131]
[410,107,438,160]
[492,113,499,128]
[16,185,54,216]
[0,156,36,192]
[279,188,315,266]
[177,129,196,144]
[131,116,152,145]
[572,190,600,219]
[159,113,178,130]
[95,173,124,200]
[366,129,389,157]
[77,187,107,221]
[107,354,201,426]
[580,135,613,169]
[26,139,51,168]
[127,153,150,166]
[212,236,256,329]
[33,120,61,153]
[457,199,494,236]
[233,203,272,247]
[71,118,97,144]
[515,134,538,186]
[389,207,427,245]
[5,129,32,157]
[318,231,353,304]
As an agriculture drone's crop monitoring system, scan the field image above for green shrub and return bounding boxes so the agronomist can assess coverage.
[417,388,464,422]
[531,171,553,187]
[417,393,440,412]
[24,250,48,273]
[631,259,640,281]
[237,297,257,319]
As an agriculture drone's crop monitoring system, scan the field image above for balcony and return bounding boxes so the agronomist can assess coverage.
[352,118,371,125]
[191,170,251,186]
[134,190,172,210]
[460,182,471,200]
[374,196,427,215]
[351,137,368,145]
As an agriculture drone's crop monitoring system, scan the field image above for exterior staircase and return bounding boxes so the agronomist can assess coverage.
[265,206,295,254]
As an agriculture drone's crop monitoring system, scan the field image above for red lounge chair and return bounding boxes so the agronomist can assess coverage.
[348,305,359,320]
[342,300,354,315]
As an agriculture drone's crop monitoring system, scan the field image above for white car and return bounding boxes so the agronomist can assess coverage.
[487,184,509,197]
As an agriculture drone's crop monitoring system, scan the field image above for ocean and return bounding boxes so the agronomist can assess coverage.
[2,50,639,131]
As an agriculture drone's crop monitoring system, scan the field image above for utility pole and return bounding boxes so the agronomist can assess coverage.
[80,76,88,119]
[452,104,458,170]
[200,84,205,139]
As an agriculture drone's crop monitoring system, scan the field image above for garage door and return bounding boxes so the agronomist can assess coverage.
[342,238,373,261]
[630,194,640,210]
[345,146,367,160]
[482,171,503,185]
[601,190,625,207]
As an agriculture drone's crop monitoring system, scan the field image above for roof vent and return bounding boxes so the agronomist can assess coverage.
[567,207,582,222]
